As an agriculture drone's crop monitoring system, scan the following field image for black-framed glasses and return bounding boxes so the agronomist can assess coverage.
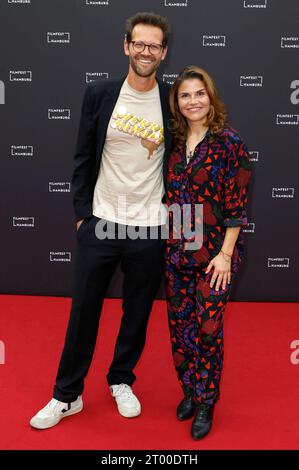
[130,41,164,55]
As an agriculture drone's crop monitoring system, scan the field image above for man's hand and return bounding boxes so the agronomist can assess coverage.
[76,219,84,231]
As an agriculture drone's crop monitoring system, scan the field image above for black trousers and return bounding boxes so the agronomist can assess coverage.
[53,216,164,402]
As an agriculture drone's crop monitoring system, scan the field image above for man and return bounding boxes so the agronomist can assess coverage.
[30,12,172,429]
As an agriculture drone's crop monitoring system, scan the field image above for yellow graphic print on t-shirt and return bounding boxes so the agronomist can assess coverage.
[111,109,164,160]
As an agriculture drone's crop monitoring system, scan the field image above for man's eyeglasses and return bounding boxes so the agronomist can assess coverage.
[130,41,164,55]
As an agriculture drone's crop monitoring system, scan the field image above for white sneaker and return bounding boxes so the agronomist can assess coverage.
[110,384,141,418]
[30,396,83,429]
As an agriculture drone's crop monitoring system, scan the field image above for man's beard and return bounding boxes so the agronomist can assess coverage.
[129,55,161,78]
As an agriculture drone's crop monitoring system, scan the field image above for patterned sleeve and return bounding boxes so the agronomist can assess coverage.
[223,138,252,227]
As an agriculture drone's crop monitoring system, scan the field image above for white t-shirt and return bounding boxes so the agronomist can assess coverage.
[92,78,166,226]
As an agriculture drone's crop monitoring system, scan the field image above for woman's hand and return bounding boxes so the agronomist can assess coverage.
[205,251,232,291]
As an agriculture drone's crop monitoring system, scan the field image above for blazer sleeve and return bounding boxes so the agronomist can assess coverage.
[71,83,97,222]
[223,138,252,227]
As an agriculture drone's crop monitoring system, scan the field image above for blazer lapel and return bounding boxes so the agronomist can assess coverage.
[157,79,172,154]
[157,79,172,187]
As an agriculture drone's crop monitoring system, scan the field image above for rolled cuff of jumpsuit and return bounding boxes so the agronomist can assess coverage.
[223,216,248,227]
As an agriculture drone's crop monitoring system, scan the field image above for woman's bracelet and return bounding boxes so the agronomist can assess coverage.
[220,249,233,259]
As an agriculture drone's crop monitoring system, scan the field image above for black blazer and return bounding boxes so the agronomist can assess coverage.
[71,77,173,222]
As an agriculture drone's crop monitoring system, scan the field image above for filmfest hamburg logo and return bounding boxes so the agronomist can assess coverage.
[272,188,295,198]
[49,182,71,193]
[8,0,30,3]
[48,109,71,120]
[242,222,255,233]
[47,32,70,44]
[281,37,299,49]
[267,258,289,268]
[163,73,178,85]
[243,0,267,8]
[9,71,32,82]
[50,252,71,262]
[11,145,33,157]
[86,72,109,83]
[249,151,259,162]
[276,114,299,125]
[13,217,34,227]
[86,0,109,5]
[164,0,188,6]
[203,35,226,47]
[240,76,263,87]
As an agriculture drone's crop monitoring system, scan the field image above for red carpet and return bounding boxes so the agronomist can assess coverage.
[0,295,298,450]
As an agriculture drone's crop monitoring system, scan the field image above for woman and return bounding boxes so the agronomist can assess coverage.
[165,66,252,440]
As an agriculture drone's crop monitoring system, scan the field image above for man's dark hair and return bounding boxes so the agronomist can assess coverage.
[125,12,170,48]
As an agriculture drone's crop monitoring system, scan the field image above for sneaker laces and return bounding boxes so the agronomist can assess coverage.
[39,398,66,416]
[47,399,59,409]
[112,384,135,402]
